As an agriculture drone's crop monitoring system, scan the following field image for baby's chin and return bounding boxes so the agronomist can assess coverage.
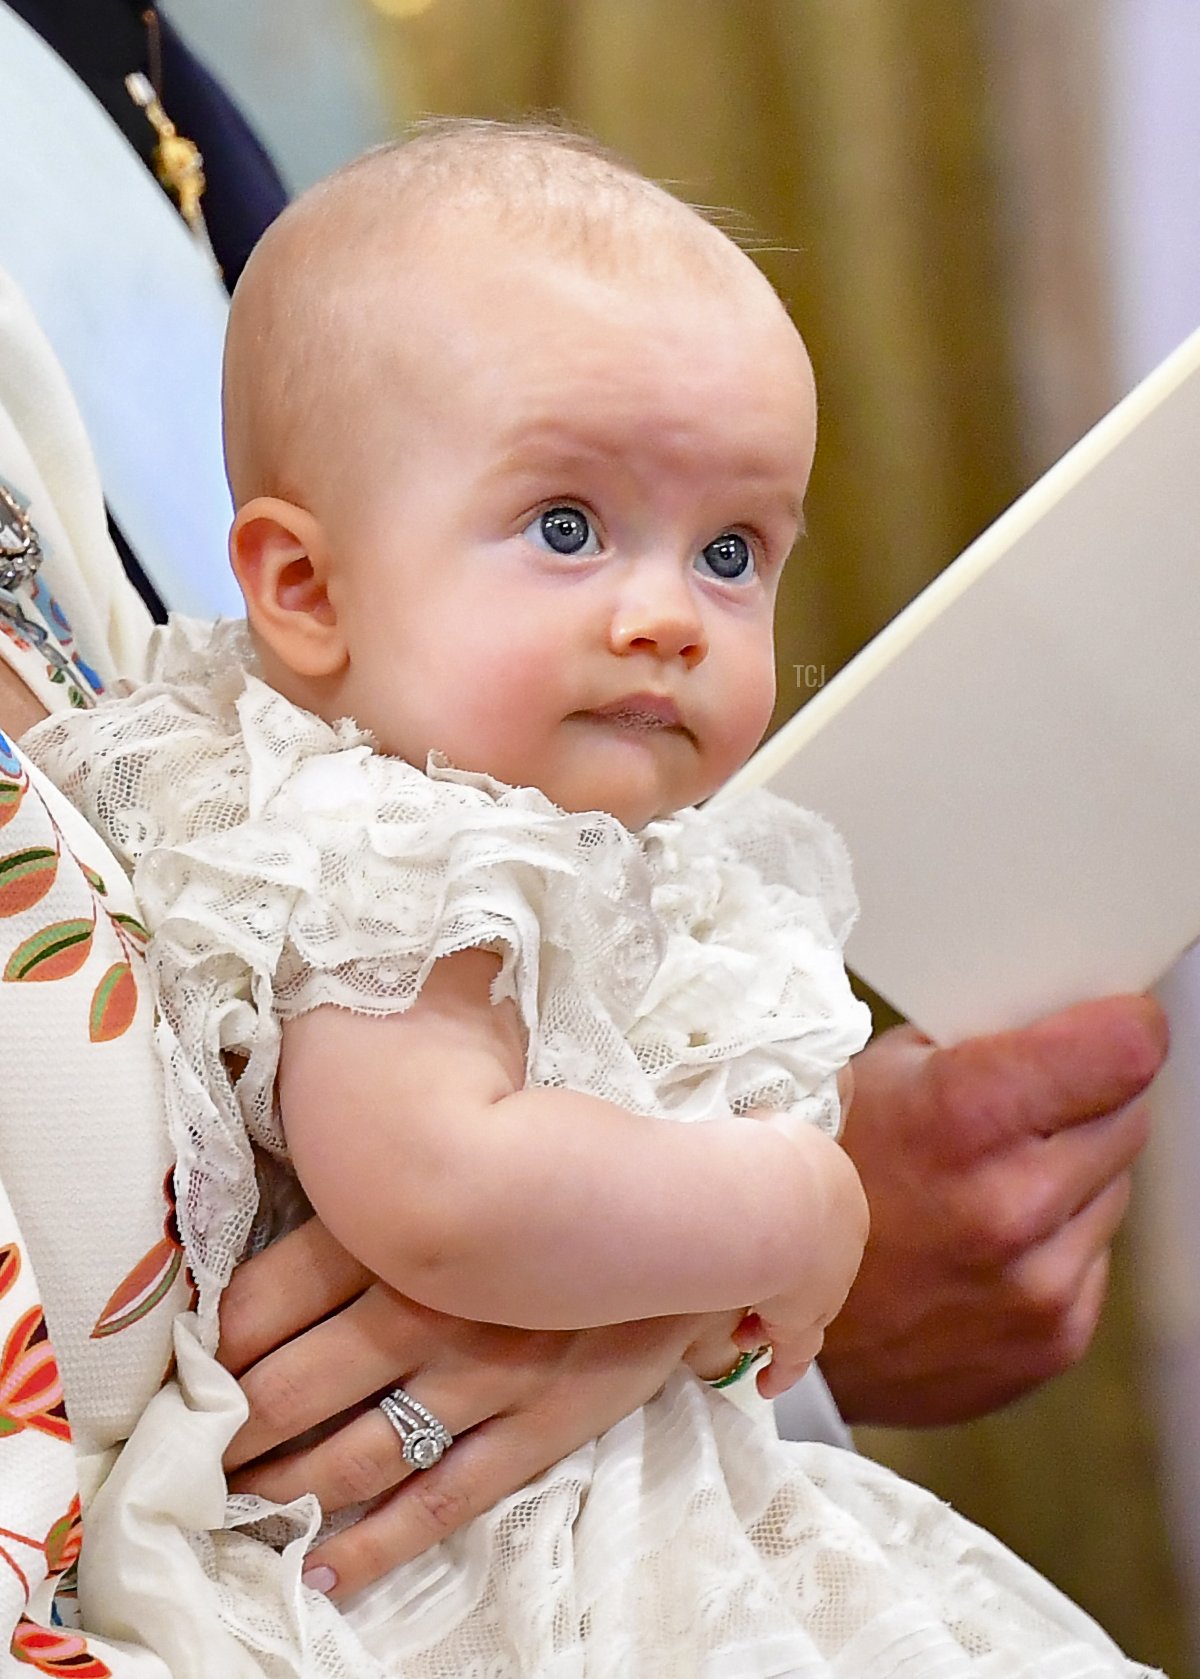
[537,775,697,833]
[530,728,723,831]
[414,740,714,830]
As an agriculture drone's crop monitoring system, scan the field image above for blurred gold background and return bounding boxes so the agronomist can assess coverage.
[358,4,1190,1671]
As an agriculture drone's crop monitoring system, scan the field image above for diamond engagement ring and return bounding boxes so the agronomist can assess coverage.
[378,1386,453,1471]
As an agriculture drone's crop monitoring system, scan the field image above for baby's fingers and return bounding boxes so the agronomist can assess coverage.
[755,1348,817,1401]
[732,1312,767,1352]
[751,1320,827,1400]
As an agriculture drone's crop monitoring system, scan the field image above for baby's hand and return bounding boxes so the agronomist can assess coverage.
[742,1108,869,1399]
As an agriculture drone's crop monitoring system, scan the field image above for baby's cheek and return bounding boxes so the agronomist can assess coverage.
[443,654,558,777]
[721,644,776,756]
[470,660,550,737]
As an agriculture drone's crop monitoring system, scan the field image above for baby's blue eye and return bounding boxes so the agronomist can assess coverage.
[696,532,754,582]
[524,506,600,557]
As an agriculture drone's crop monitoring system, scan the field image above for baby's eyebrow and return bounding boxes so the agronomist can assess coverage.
[483,422,812,536]
[488,423,622,478]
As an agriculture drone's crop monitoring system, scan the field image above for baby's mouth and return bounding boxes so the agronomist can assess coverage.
[584,695,681,728]
[582,695,690,736]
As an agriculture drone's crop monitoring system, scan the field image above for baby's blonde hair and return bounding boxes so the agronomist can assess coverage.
[222,118,772,506]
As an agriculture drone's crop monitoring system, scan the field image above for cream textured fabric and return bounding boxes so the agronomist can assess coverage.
[26,616,1161,1678]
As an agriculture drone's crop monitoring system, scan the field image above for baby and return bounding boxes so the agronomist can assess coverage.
[28,122,1158,1678]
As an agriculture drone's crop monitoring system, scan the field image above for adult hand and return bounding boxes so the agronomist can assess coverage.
[821,993,1167,1427]
[218,1219,738,1601]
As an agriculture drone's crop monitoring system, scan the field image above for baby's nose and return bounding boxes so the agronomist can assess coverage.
[608,571,708,667]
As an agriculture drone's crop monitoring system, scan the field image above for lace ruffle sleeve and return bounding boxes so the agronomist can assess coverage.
[630,795,872,1131]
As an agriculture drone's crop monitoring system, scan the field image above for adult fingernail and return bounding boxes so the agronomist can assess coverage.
[302,1564,338,1596]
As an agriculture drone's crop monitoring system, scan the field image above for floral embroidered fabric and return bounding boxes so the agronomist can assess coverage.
[0,728,185,1676]
[0,265,176,1678]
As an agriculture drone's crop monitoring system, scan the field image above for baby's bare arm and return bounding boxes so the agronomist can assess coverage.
[280,949,863,1333]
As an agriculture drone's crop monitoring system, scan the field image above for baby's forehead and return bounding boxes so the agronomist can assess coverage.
[273,124,748,298]
[346,217,786,407]
[225,128,802,501]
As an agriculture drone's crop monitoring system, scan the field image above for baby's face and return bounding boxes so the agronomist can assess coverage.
[319,223,816,829]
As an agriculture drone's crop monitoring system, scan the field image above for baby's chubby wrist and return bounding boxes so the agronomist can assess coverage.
[733,1117,869,1389]
[749,1112,870,1287]
[705,1108,867,1291]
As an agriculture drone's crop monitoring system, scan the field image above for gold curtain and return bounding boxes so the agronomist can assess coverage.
[361,1,1188,1668]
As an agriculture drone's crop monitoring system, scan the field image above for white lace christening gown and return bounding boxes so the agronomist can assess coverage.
[27,618,1161,1679]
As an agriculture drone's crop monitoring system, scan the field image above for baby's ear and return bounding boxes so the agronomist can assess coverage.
[229,498,347,678]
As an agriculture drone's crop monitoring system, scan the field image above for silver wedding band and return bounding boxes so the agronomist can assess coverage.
[378,1385,453,1471]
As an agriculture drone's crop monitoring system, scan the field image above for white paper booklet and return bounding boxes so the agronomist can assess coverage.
[718,326,1200,1045]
